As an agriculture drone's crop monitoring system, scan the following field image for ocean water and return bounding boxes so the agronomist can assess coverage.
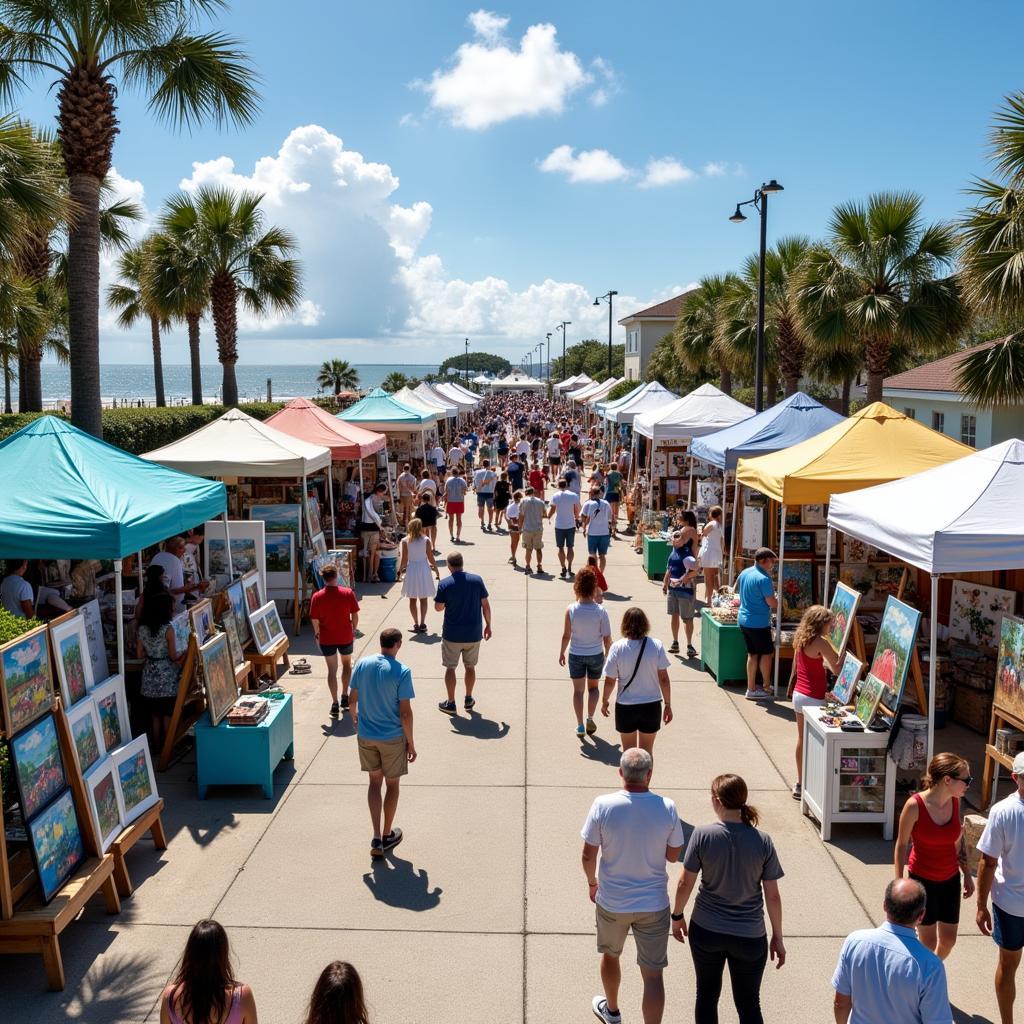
[35,363,440,407]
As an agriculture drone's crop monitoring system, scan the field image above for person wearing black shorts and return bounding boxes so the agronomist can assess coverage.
[735,547,778,700]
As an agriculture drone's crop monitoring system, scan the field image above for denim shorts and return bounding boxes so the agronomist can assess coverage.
[555,527,576,549]
[568,652,605,680]
[588,534,610,556]
[993,903,1024,951]
[477,492,494,507]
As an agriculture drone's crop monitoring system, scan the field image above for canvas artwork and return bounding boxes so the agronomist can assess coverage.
[250,503,302,546]
[784,531,815,555]
[867,596,922,710]
[839,563,907,612]
[204,520,266,595]
[219,608,246,668]
[784,508,802,528]
[241,570,263,615]
[28,788,85,902]
[827,583,862,658]
[248,603,276,655]
[264,604,286,645]
[802,503,827,526]
[832,653,863,705]
[842,536,878,563]
[778,560,815,622]
[85,759,122,853]
[696,480,722,509]
[112,737,159,825]
[65,697,104,776]
[949,581,1016,648]
[11,713,67,820]
[92,675,131,754]
[199,632,238,726]
[78,599,110,683]
[0,625,55,735]
[995,615,1024,723]
[50,616,94,707]
[170,610,191,660]
[814,530,838,558]
[225,581,252,646]
[854,673,887,726]
[304,492,323,540]
[265,532,295,588]
[311,532,328,557]
[189,600,215,646]
[742,506,764,553]
[818,563,840,606]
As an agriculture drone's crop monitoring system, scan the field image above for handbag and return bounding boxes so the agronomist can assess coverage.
[619,637,649,695]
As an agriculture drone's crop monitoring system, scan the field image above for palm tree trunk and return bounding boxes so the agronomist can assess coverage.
[149,314,166,407]
[17,351,26,412]
[210,271,239,407]
[863,334,890,404]
[187,312,203,406]
[841,376,852,415]
[24,346,42,412]
[3,353,12,414]
[719,364,732,395]
[766,370,779,407]
[784,375,800,397]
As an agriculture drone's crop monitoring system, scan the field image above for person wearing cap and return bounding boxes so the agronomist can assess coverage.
[736,547,778,700]
[977,750,1024,1022]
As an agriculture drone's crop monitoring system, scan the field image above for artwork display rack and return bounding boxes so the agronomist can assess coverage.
[981,706,1024,810]
[158,630,204,772]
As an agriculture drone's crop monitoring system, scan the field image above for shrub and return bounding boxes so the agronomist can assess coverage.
[604,380,636,403]
[99,403,283,454]
[0,410,63,441]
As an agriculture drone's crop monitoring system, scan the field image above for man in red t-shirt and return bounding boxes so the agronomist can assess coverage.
[310,562,360,719]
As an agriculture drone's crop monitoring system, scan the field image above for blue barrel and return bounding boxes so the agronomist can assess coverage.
[379,551,399,582]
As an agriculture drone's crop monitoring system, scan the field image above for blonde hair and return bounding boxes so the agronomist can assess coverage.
[406,518,423,540]
[793,604,832,652]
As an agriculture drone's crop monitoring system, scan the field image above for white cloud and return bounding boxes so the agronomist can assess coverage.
[702,161,728,177]
[539,144,631,184]
[589,57,621,107]
[639,157,696,188]
[421,19,591,129]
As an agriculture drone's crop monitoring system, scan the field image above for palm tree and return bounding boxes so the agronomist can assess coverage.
[0,269,48,412]
[795,192,966,404]
[0,1,259,435]
[157,188,301,407]
[381,371,409,393]
[107,239,171,406]
[673,275,740,394]
[317,359,359,395]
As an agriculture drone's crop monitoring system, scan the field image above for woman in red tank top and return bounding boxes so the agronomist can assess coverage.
[789,606,840,801]
[894,752,975,960]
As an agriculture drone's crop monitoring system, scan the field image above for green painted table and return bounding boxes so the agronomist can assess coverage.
[699,609,748,686]
[643,534,669,579]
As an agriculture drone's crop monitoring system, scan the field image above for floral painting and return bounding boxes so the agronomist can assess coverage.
[28,788,85,902]
[92,676,130,754]
[842,536,878,563]
[867,596,922,708]
[995,615,1024,723]
[779,561,814,622]
[827,583,861,658]
[0,626,55,734]
[11,713,66,820]
[949,581,1016,648]
[55,628,90,706]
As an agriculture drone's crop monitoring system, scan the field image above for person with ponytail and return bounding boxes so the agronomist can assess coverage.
[671,774,785,1024]
[303,961,369,1024]
[894,752,974,960]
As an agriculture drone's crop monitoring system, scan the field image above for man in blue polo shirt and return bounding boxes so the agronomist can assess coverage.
[434,551,492,715]
[736,546,778,700]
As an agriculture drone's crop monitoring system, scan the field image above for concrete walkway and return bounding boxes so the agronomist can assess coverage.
[1,518,1001,1021]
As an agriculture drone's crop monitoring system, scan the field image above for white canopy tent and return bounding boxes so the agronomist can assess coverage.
[827,438,1024,761]
[423,382,475,413]
[605,380,678,425]
[394,385,456,420]
[435,382,483,406]
[489,374,545,391]
[568,376,617,404]
[585,378,625,407]
[443,381,483,403]
[471,374,492,385]
[555,373,593,393]
[413,382,460,419]
[633,384,754,442]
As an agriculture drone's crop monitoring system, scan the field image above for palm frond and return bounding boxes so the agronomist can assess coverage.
[954,334,1024,405]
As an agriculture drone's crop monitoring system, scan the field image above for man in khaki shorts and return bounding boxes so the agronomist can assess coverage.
[517,485,547,575]
[581,748,684,1024]
[350,628,417,857]
[434,552,492,715]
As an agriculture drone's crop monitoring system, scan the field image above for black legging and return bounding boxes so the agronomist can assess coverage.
[688,920,768,1024]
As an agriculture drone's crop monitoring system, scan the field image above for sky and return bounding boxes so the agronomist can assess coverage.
[12,0,1024,365]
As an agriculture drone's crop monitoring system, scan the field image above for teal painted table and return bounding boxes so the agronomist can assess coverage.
[699,609,748,686]
[643,534,669,579]
[195,694,294,799]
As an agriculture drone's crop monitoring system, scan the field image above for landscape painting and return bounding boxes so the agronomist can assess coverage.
[304,492,322,540]
[204,520,266,595]
[225,581,251,646]
[219,608,247,669]
[85,760,122,853]
[0,625,55,734]
[250,503,302,546]
[249,603,275,654]
[950,581,1016,648]
[867,596,922,709]
[200,632,238,727]
[265,532,295,590]
[827,583,861,659]
[264,604,286,644]
[784,531,815,555]
[831,653,863,705]
[92,675,130,753]
[854,673,886,726]
[241,570,263,615]
[779,560,815,622]
[51,615,93,707]
[66,697,104,775]
[11,713,66,820]
[112,737,159,825]
[189,600,214,646]
[995,615,1024,723]
[28,788,85,902]
[839,563,907,612]
[170,611,191,659]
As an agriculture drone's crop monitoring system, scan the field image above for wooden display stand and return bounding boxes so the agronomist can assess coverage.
[245,635,291,685]
[159,633,205,771]
[110,799,167,898]
[981,706,1024,810]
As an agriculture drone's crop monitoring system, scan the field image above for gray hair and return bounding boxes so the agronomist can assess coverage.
[620,747,653,783]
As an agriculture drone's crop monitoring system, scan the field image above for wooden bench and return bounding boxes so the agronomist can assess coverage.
[245,635,290,684]
[0,855,120,990]
[110,799,168,898]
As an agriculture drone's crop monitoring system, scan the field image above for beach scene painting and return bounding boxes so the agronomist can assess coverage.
[112,737,159,825]
[85,759,122,853]
[92,675,131,754]
[950,581,1016,648]
[831,653,863,705]
[50,615,94,707]
[827,583,861,659]
[995,615,1024,723]
[28,788,85,903]
[867,596,922,710]
[65,697,104,776]
[11,713,67,820]
[0,625,55,735]
[200,632,238,727]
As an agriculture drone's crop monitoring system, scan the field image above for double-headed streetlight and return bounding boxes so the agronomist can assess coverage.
[592,291,618,376]
[546,332,552,384]
[556,321,571,381]
[535,341,545,380]
[729,179,784,412]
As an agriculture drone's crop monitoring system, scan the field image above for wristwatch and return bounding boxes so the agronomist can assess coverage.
[671,912,685,921]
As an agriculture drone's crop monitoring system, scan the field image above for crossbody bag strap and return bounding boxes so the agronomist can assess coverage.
[620,637,649,694]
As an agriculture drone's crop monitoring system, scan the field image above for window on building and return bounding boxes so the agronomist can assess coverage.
[961,414,976,446]
[903,407,916,420]
[932,411,945,433]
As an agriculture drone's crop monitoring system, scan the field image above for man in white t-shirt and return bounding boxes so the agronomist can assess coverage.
[472,460,498,532]
[430,444,446,478]
[516,435,531,461]
[547,431,562,471]
[581,488,613,572]
[547,478,581,578]
[152,536,207,613]
[447,443,464,469]
[581,747,684,1024]
[978,751,1024,1020]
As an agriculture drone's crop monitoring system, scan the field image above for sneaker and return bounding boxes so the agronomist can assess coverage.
[792,783,802,800]
[560,568,567,578]
[669,640,680,654]
[525,566,533,575]
[586,717,597,736]
[464,696,476,711]
[340,694,350,711]
[686,645,697,659]
[438,700,457,715]
[370,837,384,858]
[382,827,403,852]
[744,689,772,700]
[592,996,622,1024]
[329,701,339,720]
[576,723,586,738]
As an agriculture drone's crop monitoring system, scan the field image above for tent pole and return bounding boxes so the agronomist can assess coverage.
[328,466,337,548]
[137,552,143,592]
[687,454,695,507]
[114,560,125,677]
[728,480,739,586]
[928,574,938,763]
[773,504,786,695]
[358,459,365,499]
[823,527,833,605]
[222,511,234,580]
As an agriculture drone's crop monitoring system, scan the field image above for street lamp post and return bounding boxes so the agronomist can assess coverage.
[729,179,784,413]
[592,291,618,376]
[556,321,571,384]
[546,332,552,385]
[464,337,470,383]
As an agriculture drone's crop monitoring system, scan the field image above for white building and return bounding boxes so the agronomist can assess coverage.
[618,290,696,381]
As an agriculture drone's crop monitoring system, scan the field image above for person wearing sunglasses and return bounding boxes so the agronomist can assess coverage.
[894,752,975,961]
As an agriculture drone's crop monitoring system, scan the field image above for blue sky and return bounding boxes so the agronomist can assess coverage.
[14,1,1024,364]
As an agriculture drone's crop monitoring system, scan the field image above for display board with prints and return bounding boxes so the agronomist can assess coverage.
[204,519,267,596]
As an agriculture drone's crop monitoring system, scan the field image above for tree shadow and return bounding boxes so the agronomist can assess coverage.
[448,711,510,740]
[579,734,621,766]
[362,852,443,911]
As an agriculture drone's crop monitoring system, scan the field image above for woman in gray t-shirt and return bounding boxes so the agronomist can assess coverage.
[671,773,786,1024]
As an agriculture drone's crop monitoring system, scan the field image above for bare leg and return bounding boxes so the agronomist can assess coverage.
[619,730,638,751]
[600,954,621,1018]
[418,598,428,627]
[996,946,1021,1024]
[669,613,680,643]
[758,653,773,691]
[572,677,585,727]
[637,731,657,754]
[704,567,720,604]
[367,771,384,838]
[639,966,666,1024]
[746,654,758,692]
[445,667,458,702]
[567,545,575,573]
[934,921,958,960]
[464,665,476,698]
[683,617,694,646]
[588,686,599,719]
[341,655,353,698]
[557,545,567,570]
[795,712,804,785]
[324,651,339,702]
[916,922,938,954]
[382,777,401,837]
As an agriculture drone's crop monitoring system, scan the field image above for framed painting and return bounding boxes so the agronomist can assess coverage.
[78,599,110,684]
[304,491,323,541]
[854,673,886,726]
[0,624,55,735]
[189,599,215,647]
[995,615,1024,723]
[11,712,67,820]
[248,602,277,655]
[827,582,862,659]
[742,506,764,553]
[784,531,815,555]
[950,581,1016,648]
[818,563,839,606]
[814,530,838,558]
[92,675,131,754]
[696,480,722,509]
[831,653,863,705]
[28,788,85,903]
[225,580,252,646]
[204,519,266,594]
[241,569,263,617]
[784,508,802,528]
[170,610,191,660]
[263,603,286,646]
[264,532,295,590]
[802,503,827,526]
[842,536,877,563]
[311,532,328,557]
[199,632,238,727]
[867,596,922,710]
[49,614,93,708]
[778,560,815,623]
[65,696,104,776]
[84,758,122,854]
[839,563,905,612]
[111,736,160,826]
[219,607,247,670]
[250,503,302,548]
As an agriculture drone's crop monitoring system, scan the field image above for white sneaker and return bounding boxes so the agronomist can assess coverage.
[592,996,622,1024]
[744,689,772,700]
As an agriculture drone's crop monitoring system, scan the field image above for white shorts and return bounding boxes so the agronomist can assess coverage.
[792,691,827,714]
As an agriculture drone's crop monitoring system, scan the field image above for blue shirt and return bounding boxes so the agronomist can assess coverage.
[737,564,774,629]
[831,922,952,1024]
[435,571,489,643]
[667,550,696,596]
[350,654,415,741]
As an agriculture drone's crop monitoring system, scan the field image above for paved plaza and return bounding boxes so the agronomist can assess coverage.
[0,522,1004,1022]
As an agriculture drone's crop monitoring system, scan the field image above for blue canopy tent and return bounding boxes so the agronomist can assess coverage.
[689,392,845,582]
[0,416,227,673]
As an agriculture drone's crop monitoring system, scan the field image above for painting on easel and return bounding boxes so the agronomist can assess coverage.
[867,596,921,714]
[995,615,1024,724]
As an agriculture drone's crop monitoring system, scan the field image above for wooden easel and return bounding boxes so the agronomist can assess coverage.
[244,635,291,685]
[158,633,205,771]
[981,705,1024,810]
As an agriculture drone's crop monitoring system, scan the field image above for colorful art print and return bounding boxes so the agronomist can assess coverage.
[840,756,859,770]
[784,531,815,555]
[651,451,668,480]
[219,608,246,669]
[827,583,862,659]
[696,480,722,508]
[78,599,110,683]
[85,759,122,853]
[263,604,286,645]
[831,653,864,705]
[842,536,878,563]
[28,788,85,902]
[241,570,263,615]
[867,596,922,710]
[206,535,259,581]
[111,736,159,825]
[668,452,689,475]
[50,615,94,708]
[742,505,764,553]
[995,615,1024,723]
[802,503,827,526]
[311,532,328,557]
[854,673,886,726]
[839,563,907,611]
[265,532,294,575]
[304,492,323,540]
[949,580,1016,648]
[250,503,302,540]
[784,508,802,527]
[248,603,277,655]
[11,713,67,820]
[65,697,104,776]
[170,610,191,659]
[814,530,838,558]
[818,563,840,605]
[224,581,252,648]
[189,600,215,647]
[0,625,55,735]
[199,632,237,727]
[91,675,131,754]
[778,560,815,623]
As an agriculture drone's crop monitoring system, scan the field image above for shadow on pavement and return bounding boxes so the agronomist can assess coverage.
[321,714,356,739]
[578,734,621,766]
[448,711,510,741]
[362,853,443,911]
[952,1008,995,1024]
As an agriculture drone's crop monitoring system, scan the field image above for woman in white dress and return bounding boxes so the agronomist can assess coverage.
[398,518,440,634]
[699,504,725,602]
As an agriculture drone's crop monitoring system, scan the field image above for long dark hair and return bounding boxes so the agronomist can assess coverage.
[140,590,174,635]
[712,773,759,827]
[304,961,369,1024]
[172,920,238,1024]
